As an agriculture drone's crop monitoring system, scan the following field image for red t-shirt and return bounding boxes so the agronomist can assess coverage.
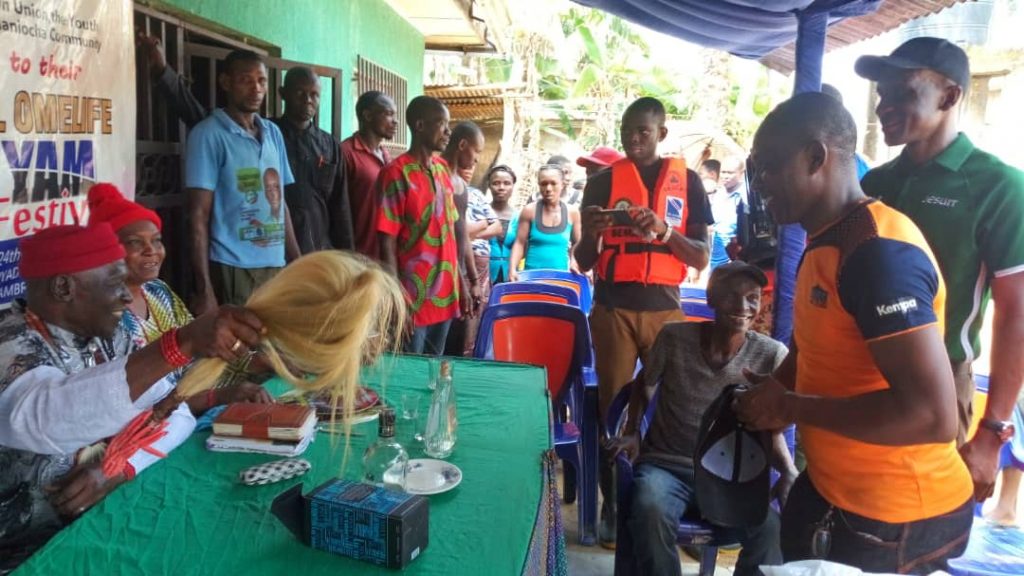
[341,133,391,259]
[376,153,460,326]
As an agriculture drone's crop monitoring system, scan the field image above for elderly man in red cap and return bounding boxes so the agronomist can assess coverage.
[0,224,263,571]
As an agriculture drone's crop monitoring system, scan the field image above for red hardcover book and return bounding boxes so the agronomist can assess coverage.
[213,403,317,441]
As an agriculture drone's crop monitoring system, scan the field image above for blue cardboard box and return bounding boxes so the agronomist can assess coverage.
[272,479,429,568]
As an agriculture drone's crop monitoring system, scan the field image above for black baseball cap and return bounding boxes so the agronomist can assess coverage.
[855,37,970,88]
[694,384,771,528]
[707,261,769,303]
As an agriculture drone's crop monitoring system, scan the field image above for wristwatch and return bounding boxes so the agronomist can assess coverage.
[979,418,1016,443]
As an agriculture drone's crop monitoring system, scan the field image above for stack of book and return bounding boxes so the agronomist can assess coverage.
[206,403,318,456]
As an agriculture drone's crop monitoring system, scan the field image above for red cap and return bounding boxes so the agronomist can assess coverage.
[19,224,127,280]
[86,183,162,232]
[577,146,625,168]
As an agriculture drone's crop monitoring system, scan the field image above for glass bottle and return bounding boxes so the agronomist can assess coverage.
[361,407,408,490]
[426,356,440,391]
[424,360,458,458]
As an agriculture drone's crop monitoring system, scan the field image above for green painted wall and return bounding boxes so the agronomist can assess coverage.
[155,0,424,136]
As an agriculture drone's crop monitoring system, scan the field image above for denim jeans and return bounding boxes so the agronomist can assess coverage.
[629,463,782,576]
[405,320,452,356]
[781,473,973,575]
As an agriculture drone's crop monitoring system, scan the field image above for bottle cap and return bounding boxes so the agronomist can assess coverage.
[378,406,396,437]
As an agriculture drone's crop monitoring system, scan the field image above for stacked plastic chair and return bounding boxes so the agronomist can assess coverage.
[513,271,596,388]
[517,269,593,315]
[474,301,598,545]
[491,277,598,516]
[489,281,581,308]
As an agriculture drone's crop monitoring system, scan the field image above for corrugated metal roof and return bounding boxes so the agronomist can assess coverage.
[424,85,511,99]
[424,84,521,120]
[760,0,971,73]
[442,104,506,121]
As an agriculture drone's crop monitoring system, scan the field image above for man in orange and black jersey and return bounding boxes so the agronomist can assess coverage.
[734,92,973,574]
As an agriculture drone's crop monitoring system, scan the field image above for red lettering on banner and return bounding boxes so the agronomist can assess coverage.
[8,51,31,74]
[11,200,86,236]
[39,54,84,81]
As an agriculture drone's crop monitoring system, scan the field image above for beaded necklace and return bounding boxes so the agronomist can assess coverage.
[23,309,109,372]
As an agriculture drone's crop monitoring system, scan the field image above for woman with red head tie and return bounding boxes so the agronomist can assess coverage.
[87,183,271,411]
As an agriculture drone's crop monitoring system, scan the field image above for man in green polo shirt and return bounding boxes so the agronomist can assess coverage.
[857,37,1024,502]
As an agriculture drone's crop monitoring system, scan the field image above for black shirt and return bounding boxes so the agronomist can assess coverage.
[580,158,712,311]
[271,117,354,254]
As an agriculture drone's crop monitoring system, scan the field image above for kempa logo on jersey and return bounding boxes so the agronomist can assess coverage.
[922,195,959,208]
[876,298,918,317]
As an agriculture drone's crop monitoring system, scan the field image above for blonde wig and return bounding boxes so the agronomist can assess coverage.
[177,250,406,422]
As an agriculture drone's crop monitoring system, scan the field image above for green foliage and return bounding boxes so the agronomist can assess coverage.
[752,92,773,117]
[542,5,692,125]
[535,54,560,77]
[571,64,601,99]
[518,5,780,151]
[557,108,577,140]
[575,25,605,67]
[485,57,513,84]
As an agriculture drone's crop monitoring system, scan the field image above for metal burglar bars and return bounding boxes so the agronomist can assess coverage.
[132,4,341,298]
[182,44,342,138]
[357,55,408,158]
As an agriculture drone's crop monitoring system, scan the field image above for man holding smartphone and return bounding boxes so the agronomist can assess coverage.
[575,97,712,547]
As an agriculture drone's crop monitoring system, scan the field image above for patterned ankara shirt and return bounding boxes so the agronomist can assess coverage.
[376,153,461,327]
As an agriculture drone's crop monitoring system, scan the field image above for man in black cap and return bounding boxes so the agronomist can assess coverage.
[856,37,1024,504]
[606,261,793,576]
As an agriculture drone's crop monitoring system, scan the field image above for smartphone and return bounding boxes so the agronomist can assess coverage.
[599,209,635,226]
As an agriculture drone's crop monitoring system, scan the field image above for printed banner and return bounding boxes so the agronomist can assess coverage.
[0,0,136,304]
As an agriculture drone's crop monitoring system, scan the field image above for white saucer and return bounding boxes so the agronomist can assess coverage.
[404,459,462,495]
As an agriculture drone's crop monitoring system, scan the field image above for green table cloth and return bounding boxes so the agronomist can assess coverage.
[16,355,566,576]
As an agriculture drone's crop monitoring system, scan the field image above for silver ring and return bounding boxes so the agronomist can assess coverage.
[231,339,242,352]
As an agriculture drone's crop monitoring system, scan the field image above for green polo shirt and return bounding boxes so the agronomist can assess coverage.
[862,133,1024,363]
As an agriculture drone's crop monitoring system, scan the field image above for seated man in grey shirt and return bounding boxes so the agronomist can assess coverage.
[606,261,797,576]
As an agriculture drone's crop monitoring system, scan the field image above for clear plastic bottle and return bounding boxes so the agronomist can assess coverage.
[361,407,408,490]
[424,360,458,458]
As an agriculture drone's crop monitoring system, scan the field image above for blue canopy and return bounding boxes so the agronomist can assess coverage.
[571,0,882,60]
[571,0,885,343]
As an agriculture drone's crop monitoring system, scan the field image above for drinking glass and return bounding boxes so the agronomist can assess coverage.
[426,357,440,391]
[400,393,422,443]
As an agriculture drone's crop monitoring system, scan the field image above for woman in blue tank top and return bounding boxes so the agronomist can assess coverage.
[509,164,581,280]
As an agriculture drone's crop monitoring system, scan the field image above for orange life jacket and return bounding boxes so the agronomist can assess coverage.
[596,157,689,285]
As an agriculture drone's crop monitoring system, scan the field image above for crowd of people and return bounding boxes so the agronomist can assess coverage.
[0,34,1021,576]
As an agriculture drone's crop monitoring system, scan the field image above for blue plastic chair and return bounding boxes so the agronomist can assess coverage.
[948,521,1024,576]
[517,269,593,315]
[680,285,715,321]
[489,281,581,309]
[490,278,599,508]
[498,275,598,385]
[474,301,598,545]
[607,381,730,576]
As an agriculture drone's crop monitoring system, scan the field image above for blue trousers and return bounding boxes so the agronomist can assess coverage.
[404,320,452,356]
[781,473,973,574]
[629,463,781,576]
